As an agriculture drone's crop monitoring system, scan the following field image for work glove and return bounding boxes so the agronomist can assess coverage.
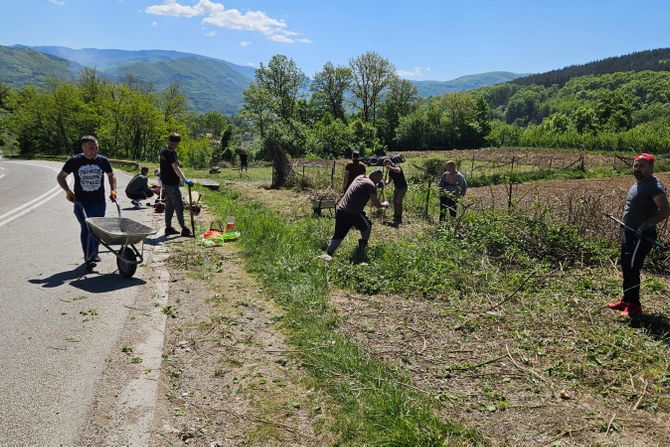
[65,190,75,203]
[109,190,117,202]
[635,222,651,238]
[381,201,390,208]
[376,181,385,188]
[184,178,194,187]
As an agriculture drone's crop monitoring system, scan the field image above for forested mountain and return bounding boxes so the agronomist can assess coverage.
[412,71,524,97]
[30,45,257,79]
[104,57,252,114]
[1,45,523,115]
[0,46,83,87]
[513,48,670,87]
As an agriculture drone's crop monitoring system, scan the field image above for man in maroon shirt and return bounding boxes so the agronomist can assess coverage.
[320,170,389,261]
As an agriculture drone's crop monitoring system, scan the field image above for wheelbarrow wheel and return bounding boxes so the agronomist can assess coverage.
[117,247,137,278]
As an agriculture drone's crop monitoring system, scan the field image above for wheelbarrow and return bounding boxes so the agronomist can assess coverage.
[78,202,157,278]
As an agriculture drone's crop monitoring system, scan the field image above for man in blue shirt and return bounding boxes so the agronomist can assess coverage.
[608,153,670,316]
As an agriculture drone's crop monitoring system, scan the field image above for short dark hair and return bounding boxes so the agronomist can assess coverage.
[140,166,149,175]
[80,135,98,147]
[169,132,182,143]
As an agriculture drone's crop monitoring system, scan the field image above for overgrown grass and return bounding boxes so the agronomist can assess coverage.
[204,189,483,446]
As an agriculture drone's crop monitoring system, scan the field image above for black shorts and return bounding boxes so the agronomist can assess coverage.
[333,209,371,240]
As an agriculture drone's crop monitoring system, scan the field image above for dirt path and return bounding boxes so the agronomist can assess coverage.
[149,235,332,446]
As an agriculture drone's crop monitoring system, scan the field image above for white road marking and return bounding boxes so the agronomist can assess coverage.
[0,161,71,228]
[0,174,5,180]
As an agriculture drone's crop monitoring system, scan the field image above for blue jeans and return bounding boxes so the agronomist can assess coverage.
[74,201,106,261]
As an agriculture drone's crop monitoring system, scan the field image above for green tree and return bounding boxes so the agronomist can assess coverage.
[309,62,352,122]
[305,114,353,158]
[377,77,420,147]
[255,54,306,122]
[240,83,275,139]
[349,51,395,124]
[159,82,188,124]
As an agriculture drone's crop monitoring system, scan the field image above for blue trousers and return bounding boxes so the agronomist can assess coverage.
[74,201,106,261]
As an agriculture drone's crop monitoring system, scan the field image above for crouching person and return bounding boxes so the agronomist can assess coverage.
[125,166,154,208]
[320,170,389,261]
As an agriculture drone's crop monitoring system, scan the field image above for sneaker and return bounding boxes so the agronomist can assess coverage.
[181,227,192,237]
[316,253,333,262]
[607,300,628,311]
[91,254,101,263]
[131,199,142,208]
[621,303,642,316]
[165,227,179,236]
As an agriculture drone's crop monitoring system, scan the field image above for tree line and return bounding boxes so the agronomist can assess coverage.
[480,70,670,151]
[2,52,670,166]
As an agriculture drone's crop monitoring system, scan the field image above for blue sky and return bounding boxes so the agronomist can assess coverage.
[2,0,670,80]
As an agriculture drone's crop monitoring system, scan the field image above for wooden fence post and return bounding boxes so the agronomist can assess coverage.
[331,161,336,189]
[508,178,513,210]
[301,165,305,189]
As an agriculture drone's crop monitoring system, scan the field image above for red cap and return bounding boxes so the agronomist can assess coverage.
[634,153,655,164]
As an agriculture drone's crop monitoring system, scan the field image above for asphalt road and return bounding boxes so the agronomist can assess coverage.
[0,160,159,445]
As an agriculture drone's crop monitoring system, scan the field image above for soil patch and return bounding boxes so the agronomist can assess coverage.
[150,238,332,446]
[330,289,670,446]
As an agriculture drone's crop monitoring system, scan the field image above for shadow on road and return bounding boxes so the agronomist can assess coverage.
[69,274,145,293]
[29,263,145,292]
[28,264,90,288]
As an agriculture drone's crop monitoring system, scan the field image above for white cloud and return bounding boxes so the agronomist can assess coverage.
[49,0,65,5]
[240,40,252,47]
[150,21,159,26]
[397,66,431,78]
[270,34,294,44]
[145,0,309,44]
[245,62,257,67]
[205,30,216,37]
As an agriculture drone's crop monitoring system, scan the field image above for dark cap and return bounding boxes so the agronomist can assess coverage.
[80,135,98,146]
[169,132,182,143]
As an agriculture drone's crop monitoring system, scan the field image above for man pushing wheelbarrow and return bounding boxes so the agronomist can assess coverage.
[57,135,117,266]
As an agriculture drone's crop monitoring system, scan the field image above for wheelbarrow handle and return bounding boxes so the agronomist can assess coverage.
[74,201,87,219]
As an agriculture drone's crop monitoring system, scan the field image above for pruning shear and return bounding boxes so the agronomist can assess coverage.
[604,213,669,251]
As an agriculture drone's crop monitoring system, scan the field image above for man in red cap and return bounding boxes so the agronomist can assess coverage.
[608,153,670,316]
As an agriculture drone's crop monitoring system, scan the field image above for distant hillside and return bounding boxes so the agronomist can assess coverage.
[30,45,257,79]
[513,48,670,87]
[0,46,82,87]
[104,57,252,114]
[412,71,525,97]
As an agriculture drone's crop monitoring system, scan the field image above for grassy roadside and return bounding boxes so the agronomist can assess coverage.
[204,188,483,446]
[202,182,670,443]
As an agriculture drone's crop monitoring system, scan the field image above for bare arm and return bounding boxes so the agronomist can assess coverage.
[648,193,670,226]
[107,171,117,193]
[172,161,186,182]
[369,191,387,209]
[57,170,71,192]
